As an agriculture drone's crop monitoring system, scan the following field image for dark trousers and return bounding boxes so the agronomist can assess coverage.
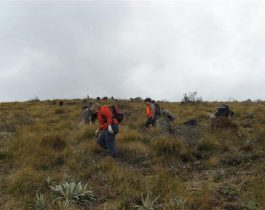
[97,125,119,155]
[145,117,156,128]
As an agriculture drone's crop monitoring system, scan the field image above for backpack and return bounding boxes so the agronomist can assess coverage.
[216,105,233,117]
[91,112,98,123]
[109,105,124,123]
[153,102,161,117]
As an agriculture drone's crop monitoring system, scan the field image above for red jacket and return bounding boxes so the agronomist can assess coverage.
[146,104,154,119]
[98,106,119,130]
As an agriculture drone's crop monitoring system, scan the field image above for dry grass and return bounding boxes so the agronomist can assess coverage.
[0,99,265,209]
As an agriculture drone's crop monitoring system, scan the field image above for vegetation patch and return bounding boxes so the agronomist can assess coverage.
[0,100,265,209]
[40,134,66,151]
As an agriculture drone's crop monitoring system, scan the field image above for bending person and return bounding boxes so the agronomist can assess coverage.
[91,103,119,157]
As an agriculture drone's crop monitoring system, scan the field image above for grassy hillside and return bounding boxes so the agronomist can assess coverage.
[0,99,265,210]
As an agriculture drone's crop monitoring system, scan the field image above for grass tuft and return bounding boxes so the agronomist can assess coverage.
[40,134,66,151]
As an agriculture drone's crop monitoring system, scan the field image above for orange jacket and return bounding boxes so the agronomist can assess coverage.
[98,106,119,130]
[146,104,154,119]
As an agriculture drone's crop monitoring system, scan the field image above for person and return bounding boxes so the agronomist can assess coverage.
[91,103,119,157]
[91,112,98,124]
[215,104,235,118]
[151,100,161,118]
[144,98,156,128]
[81,105,92,124]
[113,100,122,115]
[81,103,97,125]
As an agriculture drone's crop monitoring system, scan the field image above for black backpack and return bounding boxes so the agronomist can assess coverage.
[109,105,124,123]
[216,105,234,117]
[91,112,98,123]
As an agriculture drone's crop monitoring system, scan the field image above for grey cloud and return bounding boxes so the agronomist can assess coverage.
[1,1,265,102]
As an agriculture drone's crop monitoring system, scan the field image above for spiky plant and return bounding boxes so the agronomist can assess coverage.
[44,176,52,186]
[169,196,185,209]
[132,192,162,210]
[32,193,47,210]
[50,181,96,206]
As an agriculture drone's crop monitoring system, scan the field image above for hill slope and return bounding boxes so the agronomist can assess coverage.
[0,99,264,210]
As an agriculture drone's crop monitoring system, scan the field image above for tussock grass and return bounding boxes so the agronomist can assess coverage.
[152,137,185,158]
[118,127,145,142]
[40,134,66,151]
[7,167,45,196]
[0,100,265,209]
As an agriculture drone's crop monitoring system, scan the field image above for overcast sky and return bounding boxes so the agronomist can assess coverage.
[1,0,265,102]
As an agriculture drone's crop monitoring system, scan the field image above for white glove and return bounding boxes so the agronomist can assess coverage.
[108,125,114,134]
[95,129,99,136]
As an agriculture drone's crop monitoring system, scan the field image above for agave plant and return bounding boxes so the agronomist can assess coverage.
[44,176,52,186]
[169,196,185,209]
[50,181,96,206]
[32,193,47,210]
[132,192,162,210]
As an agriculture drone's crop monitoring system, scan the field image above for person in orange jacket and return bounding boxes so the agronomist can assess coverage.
[91,103,119,157]
[144,98,156,128]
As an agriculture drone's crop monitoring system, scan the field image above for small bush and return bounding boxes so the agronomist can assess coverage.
[28,96,40,103]
[181,92,202,104]
[152,137,184,158]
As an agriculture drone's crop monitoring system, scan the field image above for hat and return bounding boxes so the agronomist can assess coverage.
[144,98,151,102]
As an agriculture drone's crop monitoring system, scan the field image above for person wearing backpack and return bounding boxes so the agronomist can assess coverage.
[91,103,120,157]
[81,105,92,124]
[215,104,235,118]
[110,101,124,123]
[81,103,98,125]
[144,98,156,128]
[151,100,161,118]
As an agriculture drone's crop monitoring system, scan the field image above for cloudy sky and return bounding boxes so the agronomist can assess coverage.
[1,0,265,102]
